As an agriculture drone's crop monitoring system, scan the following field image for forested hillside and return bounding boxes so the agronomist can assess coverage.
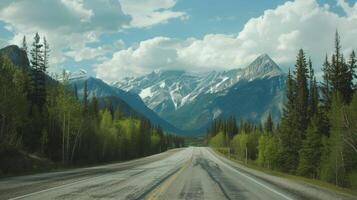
[0,34,184,175]
[207,31,357,189]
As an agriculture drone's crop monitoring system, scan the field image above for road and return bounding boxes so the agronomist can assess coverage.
[0,147,354,200]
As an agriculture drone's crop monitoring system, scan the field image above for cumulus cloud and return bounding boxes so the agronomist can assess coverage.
[65,40,125,62]
[337,0,357,18]
[119,0,188,28]
[0,0,187,73]
[97,0,357,82]
[0,0,130,71]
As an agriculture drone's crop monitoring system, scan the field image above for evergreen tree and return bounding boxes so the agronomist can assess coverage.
[74,84,78,100]
[83,80,88,114]
[138,118,151,156]
[297,115,323,178]
[294,49,309,135]
[106,98,114,120]
[348,51,356,91]
[30,33,45,109]
[90,96,99,119]
[278,69,301,172]
[320,95,348,186]
[22,36,28,54]
[43,36,50,71]
[308,58,318,116]
[264,113,273,133]
[327,31,353,104]
[322,55,331,109]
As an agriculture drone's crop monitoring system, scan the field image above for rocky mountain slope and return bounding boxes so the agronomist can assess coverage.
[70,77,182,134]
[113,54,286,133]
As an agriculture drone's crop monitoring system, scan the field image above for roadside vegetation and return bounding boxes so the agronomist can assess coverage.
[0,33,184,176]
[207,31,357,191]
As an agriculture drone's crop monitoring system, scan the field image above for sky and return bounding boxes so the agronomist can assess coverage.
[0,0,356,82]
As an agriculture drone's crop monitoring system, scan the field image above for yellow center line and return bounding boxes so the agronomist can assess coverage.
[146,157,192,200]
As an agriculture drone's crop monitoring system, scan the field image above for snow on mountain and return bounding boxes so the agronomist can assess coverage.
[113,54,283,115]
[241,54,282,80]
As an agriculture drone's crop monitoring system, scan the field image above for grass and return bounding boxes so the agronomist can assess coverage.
[212,148,357,197]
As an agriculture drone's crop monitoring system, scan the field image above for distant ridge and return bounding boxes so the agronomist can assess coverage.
[113,54,286,134]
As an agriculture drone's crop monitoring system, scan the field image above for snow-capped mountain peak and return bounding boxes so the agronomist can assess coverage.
[112,54,284,115]
[241,54,282,80]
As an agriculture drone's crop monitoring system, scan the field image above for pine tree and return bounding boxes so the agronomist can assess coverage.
[83,80,88,114]
[322,55,331,109]
[278,69,301,172]
[327,31,353,104]
[297,115,323,178]
[30,32,45,109]
[285,69,296,118]
[294,49,309,135]
[22,36,28,54]
[90,95,99,119]
[348,51,356,91]
[264,113,273,133]
[74,84,78,100]
[340,55,353,104]
[308,58,319,117]
[106,98,114,120]
[43,36,50,71]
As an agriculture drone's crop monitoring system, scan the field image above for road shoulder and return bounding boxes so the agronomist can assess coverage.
[209,148,357,200]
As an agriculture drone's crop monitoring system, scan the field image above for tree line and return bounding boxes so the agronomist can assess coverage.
[207,31,357,189]
[0,33,184,174]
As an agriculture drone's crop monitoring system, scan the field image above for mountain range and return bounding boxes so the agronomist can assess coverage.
[113,54,286,133]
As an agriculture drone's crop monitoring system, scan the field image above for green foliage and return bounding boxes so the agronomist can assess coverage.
[320,93,357,187]
[320,95,348,186]
[257,134,279,169]
[297,115,323,178]
[0,35,184,173]
[264,113,273,133]
[0,56,29,148]
[231,132,249,161]
[209,132,226,148]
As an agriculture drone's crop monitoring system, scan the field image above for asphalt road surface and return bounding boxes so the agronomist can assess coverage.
[0,147,354,200]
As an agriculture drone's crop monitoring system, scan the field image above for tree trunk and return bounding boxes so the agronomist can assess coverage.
[335,153,338,186]
[67,112,71,163]
[71,120,83,164]
[245,147,248,164]
[0,114,5,138]
[62,113,66,164]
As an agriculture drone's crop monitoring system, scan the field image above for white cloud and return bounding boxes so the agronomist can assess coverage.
[96,37,182,80]
[0,0,188,73]
[119,0,188,28]
[60,0,94,22]
[337,0,357,18]
[65,40,125,62]
[97,0,357,82]
[0,0,131,70]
